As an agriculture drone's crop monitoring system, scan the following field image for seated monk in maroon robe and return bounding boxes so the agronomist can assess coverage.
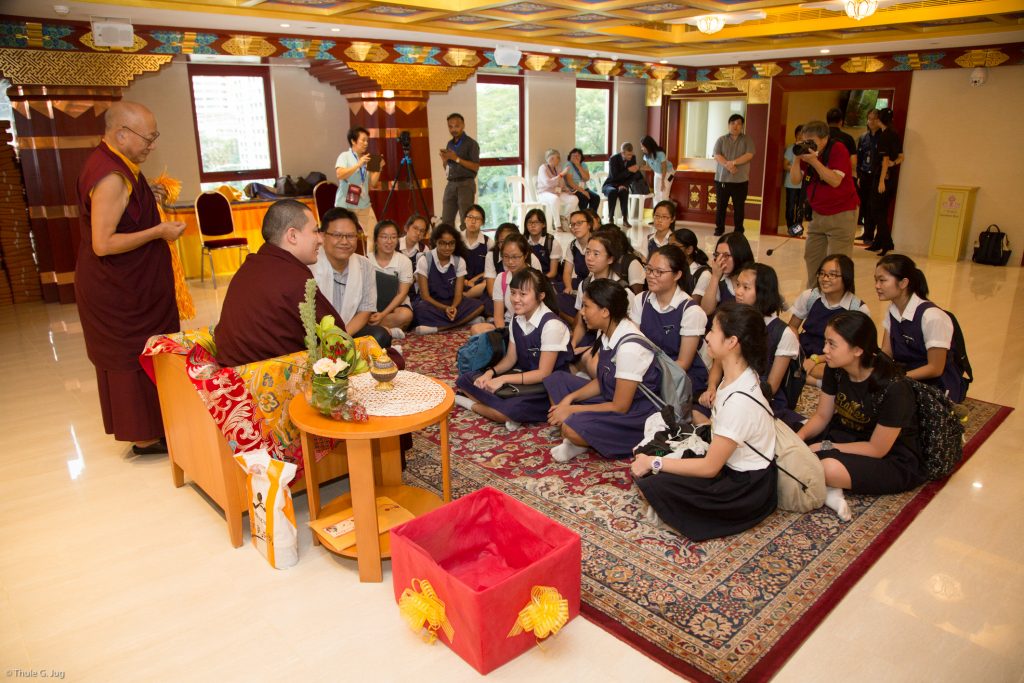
[75,101,187,454]
[215,199,340,367]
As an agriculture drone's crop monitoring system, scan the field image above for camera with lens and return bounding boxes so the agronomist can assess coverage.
[792,139,818,156]
[398,130,412,152]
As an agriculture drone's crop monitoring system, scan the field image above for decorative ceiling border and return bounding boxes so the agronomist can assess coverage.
[0,15,1021,83]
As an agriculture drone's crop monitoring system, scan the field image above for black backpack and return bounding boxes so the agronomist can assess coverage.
[945,308,973,400]
[972,225,1012,266]
[906,379,965,480]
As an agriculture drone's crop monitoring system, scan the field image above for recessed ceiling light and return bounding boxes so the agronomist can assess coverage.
[552,48,561,53]
[53,4,70,15]
[659,60,668,64]
[280,23,290,28]
[331,27,340,32]
[820,48,830,54]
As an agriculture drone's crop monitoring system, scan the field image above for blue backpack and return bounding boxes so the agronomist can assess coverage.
[456,330,506,374]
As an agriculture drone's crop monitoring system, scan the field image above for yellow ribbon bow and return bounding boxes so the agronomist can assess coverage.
[398,579,455,645]
[507,586,569,640]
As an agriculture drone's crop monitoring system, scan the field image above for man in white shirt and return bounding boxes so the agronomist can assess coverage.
[310,207,391,349]
[335,126,383,237]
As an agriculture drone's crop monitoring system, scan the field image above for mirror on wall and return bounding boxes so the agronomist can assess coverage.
[681,98,747,159]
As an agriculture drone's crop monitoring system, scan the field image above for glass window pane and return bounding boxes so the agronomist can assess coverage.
[476,82,520,159]
[192,74,272,173]
[575,87,609,156]
[476,164,521,230]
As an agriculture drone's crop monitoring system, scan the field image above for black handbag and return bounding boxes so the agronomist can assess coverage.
[972,225,1011,266]
[493,375,548,398]
[629,176,650,195]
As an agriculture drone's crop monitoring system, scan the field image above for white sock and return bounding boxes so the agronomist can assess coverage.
[389,327,406,340]
[551,439,586,463]
[414,325,437,335]
[825,486,852,522]
[505,420,521,432]
[454,395,476,411]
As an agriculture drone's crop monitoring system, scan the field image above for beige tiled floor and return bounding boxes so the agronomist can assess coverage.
[1,230,1022,682]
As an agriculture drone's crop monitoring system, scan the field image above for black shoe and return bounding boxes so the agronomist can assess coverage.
[864,244,882,252]
[131,438,168,456]
[878,247,891,257]
[788,224,804,237]
[713,229,724,236]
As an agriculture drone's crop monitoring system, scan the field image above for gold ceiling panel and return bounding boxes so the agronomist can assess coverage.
[38,0,1024,60]
[0,49,171,87]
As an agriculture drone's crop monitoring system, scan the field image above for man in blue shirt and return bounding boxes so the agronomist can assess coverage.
[438,113,480,230]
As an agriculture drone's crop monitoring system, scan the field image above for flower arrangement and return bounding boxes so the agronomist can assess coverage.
[299,279,370,420]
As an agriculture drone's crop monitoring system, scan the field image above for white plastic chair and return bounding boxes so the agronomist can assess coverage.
[593,171,610,223]
[505,176,544,227]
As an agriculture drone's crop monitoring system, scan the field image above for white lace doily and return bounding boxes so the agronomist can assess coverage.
[347,370,447,417]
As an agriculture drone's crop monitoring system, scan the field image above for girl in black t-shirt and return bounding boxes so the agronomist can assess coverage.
[797,310,925,521]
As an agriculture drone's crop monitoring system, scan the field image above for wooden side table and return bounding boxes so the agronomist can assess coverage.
[290,378,454,582]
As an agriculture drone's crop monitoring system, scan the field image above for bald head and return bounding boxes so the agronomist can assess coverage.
[104,101,159,164]
[105,101,154,134]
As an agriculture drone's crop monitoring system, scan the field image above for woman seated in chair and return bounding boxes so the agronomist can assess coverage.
[455,268,571,432]
[536,148,579,232]
[368,219,414,340]
[563,147,602,213]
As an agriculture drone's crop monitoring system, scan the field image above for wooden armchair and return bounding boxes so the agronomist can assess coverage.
[152,352,349,548]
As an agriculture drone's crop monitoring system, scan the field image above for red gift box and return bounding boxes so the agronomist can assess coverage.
[390,486,581,675]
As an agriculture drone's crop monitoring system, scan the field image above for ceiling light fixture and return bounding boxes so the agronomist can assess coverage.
[331,27,340,32]
[673,11,766,35]
[696,15,725,35]
[552,48,561,53]
[820,49,830,54]
[844,0,878,21]
[280,23,290,28]
[659,60,668,64]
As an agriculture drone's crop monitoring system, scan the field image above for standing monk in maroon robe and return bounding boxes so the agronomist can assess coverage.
[75,101,186,455]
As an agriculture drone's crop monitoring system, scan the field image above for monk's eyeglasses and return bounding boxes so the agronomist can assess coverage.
[121,126,160,146]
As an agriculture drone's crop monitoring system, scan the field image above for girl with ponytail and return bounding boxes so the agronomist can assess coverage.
[875,254,966,402]
[797,310,924,522]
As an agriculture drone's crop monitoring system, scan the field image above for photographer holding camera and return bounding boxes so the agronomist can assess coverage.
[335,126,384,236]
[789,120,859,288]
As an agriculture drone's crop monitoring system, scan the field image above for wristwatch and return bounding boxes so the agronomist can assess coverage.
[820,439,833,452]
[651,456,664,475]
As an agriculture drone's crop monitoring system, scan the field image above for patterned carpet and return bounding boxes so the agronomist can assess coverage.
[397,330,1012,682]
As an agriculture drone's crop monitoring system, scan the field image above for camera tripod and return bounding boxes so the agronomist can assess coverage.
[381,148,432,221]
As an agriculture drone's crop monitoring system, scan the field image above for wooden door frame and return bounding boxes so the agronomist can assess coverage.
[760,72,913,235]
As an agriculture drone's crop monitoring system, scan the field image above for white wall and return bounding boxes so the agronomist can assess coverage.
[897,65,1024,262]
[427,75,477,216]
[270,64,348,182]
[126,58,200,197]
[525,71,576,182]
[613,80,648,155]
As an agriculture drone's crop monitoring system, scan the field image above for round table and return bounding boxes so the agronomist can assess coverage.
[290,377,454,582]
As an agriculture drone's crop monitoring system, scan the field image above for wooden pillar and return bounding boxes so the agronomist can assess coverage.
[346,91,434,229]
[9,86,120,303]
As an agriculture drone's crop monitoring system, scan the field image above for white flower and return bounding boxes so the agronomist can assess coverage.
[313,357,335,375]
[327,358,349,380]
